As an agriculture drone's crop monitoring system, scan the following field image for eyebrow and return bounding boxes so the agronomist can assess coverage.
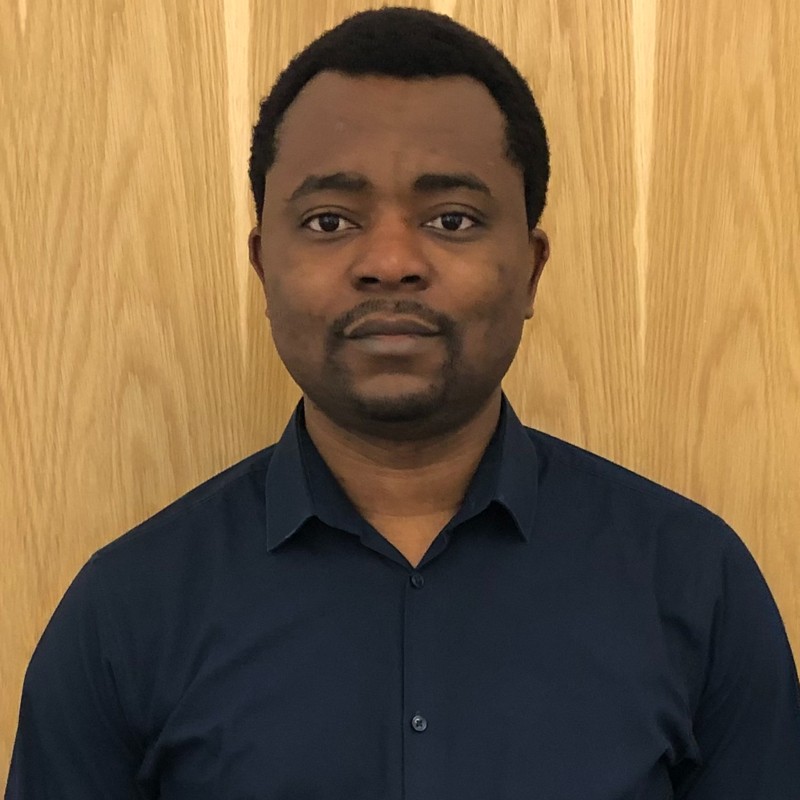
[285,171,494,203]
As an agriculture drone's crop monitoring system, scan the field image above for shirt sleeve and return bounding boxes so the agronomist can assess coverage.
[5,556,144,799]
[674,525,800,797]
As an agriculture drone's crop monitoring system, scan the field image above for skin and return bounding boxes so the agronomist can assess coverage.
[248,71,549,567]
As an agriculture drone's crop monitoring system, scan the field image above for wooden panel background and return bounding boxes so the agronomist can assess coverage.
[2,0,799,782]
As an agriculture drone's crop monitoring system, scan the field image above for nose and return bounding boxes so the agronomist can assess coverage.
[350,212,431,292]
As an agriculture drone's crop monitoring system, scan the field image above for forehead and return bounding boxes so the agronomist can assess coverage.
[267,71,515,194]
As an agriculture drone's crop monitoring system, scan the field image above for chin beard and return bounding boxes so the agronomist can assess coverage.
[348,387,445,424]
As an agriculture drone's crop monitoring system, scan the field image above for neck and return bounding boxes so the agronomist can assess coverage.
[303,390,502,519]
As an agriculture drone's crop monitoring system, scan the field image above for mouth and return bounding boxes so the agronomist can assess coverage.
[346,332,440,356]
[345,315,440,339]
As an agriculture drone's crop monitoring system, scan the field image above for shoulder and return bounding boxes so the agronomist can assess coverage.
[525,425,738,557]
[529,426,701,508]
[93,444,277,569]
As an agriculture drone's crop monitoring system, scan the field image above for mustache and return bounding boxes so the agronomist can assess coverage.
[331,299,456,338]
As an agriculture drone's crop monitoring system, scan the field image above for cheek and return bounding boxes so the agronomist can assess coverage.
[263,251,332,326]
[463,263,526,329]
[455,264,527,366]
[263,273,330,363]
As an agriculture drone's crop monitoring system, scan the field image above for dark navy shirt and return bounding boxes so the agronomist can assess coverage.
[7,396,800,799]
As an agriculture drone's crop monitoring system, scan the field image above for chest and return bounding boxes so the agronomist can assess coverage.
[128,546,693,799]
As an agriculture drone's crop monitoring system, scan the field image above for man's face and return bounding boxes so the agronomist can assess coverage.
[249,71,548,436]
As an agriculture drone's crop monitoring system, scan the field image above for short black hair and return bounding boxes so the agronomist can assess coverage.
[248,6,549,229]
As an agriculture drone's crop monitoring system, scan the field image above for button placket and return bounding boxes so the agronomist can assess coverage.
[403,565,443,797]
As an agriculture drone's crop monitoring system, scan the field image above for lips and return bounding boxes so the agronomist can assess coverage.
[346,316,439,338]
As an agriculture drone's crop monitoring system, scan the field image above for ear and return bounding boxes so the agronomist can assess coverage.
[248,225,270,320]
[524,228,550,320]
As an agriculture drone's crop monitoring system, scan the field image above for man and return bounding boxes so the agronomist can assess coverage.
[7,7,800,798]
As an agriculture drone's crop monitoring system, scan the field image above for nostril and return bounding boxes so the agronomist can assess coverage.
[356,274,423,286]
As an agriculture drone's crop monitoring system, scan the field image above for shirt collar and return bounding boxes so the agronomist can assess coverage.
[264,393,538,552]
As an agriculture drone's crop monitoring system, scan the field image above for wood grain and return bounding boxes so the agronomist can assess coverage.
[2,0,799,783]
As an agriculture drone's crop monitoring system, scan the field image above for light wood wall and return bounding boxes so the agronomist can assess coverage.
[2,0,798,782]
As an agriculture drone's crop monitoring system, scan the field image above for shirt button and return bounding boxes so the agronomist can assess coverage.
[410,572,424,589]
[411,714,428,732]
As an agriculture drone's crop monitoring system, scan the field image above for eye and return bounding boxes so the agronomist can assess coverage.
[425,212,481,232]
[302,213,358,233]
